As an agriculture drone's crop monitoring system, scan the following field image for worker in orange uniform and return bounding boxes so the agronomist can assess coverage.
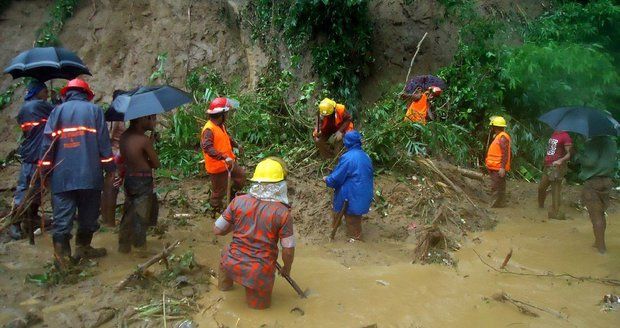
[402,86,442,124]
[485,116,511,208]
[312,98,354,158]
[200,97,246,218]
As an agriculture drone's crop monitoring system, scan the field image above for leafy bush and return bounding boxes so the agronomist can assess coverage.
[35,0,79,47]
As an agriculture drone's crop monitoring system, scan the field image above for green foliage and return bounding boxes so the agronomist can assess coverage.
[0,82,21,110]
[503,43,619,115]
[436,0,619,178]
[35,0,79,47]
[362,85,480,168]
[243,0,373,113]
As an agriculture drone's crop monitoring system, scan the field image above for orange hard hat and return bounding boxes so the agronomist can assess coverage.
[207,97,237,115]
[60,78,94,101]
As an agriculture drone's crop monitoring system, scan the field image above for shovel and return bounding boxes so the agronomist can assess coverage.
[275,262,307,298]
[225,163,233,205]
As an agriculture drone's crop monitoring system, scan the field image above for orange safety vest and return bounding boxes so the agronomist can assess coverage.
[404,93,429,124]
[201,120,235,174]
[486,131,511,171]
[316,104,354,136]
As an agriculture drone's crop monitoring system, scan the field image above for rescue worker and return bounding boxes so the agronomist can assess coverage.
[101,90,128,227]
[200,97,245,217]
[579,136,617,254]
[214,158,295,309]
[538,130,572,219]
[10,80,54,240]
[312,98,353,158]
[323,130,374,241]
[40,78,115,267]
[485,116,511,208]
[402,86,442,124]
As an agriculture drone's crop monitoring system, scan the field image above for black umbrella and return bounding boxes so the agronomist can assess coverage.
[4,47,91,82]
[405,75,447,94]
[108,85,193,121]
[538,107,619,138]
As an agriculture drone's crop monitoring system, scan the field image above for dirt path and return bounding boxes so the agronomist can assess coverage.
[0,177,618,327]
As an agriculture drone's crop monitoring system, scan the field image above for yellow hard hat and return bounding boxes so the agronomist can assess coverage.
[266,156,287,179]
[318,98,337,116]
[489,116,507,127]
[250,158,286,183]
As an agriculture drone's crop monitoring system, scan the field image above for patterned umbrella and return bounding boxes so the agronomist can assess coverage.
[4,47,91,82]
[405,75,446,94]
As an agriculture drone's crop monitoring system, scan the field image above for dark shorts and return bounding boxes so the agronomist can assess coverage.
[119,176,158,247]
[582,177,612,213]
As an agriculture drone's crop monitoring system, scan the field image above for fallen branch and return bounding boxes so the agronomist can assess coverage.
[492,292,567,320]
[473,248,620,286]
[415,157,478,208]
[500,248,513,269]
[456,167,484,181]
[412,225,446,263]
[402,32,429,91]
[115,241,181,291]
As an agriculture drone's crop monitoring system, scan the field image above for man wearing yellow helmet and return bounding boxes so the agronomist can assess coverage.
[485,116,511,208]
[313,98,353,158]
[214,158,295,309]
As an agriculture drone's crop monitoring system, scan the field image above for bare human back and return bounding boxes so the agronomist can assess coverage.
[119,115,160,174]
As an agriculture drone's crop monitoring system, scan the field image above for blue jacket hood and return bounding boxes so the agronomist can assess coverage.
[344,130,362,149]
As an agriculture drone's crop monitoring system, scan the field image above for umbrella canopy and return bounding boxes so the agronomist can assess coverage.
[538,107,619,138]
[4,47,91,82]
[108,85,193,121]
[405,75,447,94]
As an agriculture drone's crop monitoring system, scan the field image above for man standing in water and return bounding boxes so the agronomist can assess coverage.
[538,130,572,219]
[579,135,617,254]
[118,114,159,255]
[214,158,294,309]
[485,116,511,208]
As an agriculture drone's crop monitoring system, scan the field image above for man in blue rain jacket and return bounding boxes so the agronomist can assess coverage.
[323,130,374,241]
[10,80,54,240]
[40,79,116,267]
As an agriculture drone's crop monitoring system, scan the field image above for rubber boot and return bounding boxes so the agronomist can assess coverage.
[53,235,72,270]
[74,232,107,260]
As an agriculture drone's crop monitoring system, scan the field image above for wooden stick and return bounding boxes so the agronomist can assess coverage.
[115,241,181,291]
[456,167,484,181]
[402,32,429,92]
[473,248,620,286]
[275,262,306,298]
[500,248,513,269]
[329,201,348,241]
[493,292,567,320]
[162,291,167,328]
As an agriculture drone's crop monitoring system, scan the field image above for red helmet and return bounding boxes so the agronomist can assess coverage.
[60,78,95,101]
[207,97,234,115]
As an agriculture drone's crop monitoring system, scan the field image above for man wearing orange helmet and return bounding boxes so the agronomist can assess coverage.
[40,78,116,268]
[313,98,353,158]
[200,97,246,217]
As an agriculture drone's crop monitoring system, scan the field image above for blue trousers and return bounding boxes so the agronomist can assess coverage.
[52,189,101,239]
[14,163,40,206]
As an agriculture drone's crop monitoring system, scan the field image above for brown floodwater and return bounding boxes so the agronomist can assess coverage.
[1,184,618,327]
[197,205,620,327]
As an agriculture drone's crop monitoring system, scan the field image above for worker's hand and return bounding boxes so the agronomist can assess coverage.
[334,131,343,141]
[225,157,234,167]
[322,176,328,183]
[552,159,563,166]
[498,168,506,178]
[279,264,292,277]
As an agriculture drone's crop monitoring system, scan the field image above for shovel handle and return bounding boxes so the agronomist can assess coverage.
[275,262,306,298]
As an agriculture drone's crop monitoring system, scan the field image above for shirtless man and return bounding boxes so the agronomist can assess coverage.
[118,114,159,254]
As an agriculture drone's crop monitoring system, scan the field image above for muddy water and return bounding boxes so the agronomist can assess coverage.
[198,208,620,327]
[1,184,618,327]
